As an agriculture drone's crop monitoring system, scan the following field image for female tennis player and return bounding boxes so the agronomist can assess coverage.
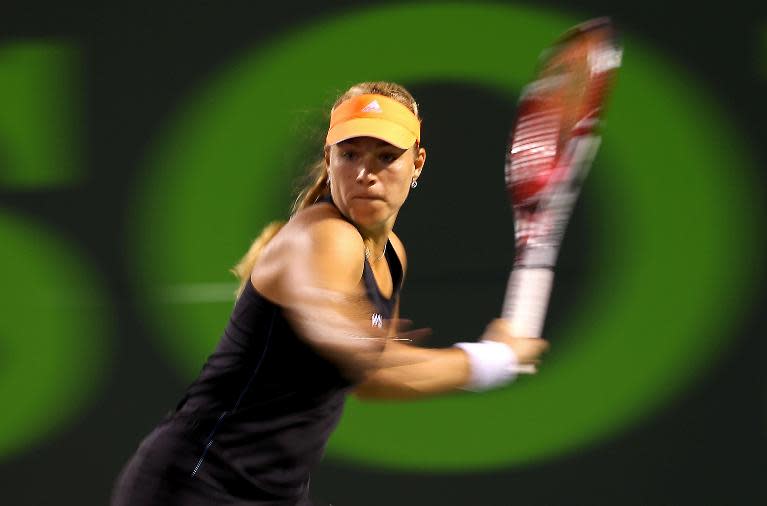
[111,81,548,506]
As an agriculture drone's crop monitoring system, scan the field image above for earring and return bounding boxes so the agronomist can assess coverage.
[326,175,331,185]
[411,179,418,189]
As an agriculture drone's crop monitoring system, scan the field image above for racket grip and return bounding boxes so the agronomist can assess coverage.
[501,267,554,338]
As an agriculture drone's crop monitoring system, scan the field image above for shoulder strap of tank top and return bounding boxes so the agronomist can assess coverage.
[320,193,404,308]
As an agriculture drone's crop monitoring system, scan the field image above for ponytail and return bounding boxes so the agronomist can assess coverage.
[231,159,328,297]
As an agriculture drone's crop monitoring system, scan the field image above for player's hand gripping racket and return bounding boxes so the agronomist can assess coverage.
[501,18,622,351]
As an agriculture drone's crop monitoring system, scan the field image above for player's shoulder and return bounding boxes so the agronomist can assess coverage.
[389,230,408,272]
[255,202,366,300]
[288,202,365,260]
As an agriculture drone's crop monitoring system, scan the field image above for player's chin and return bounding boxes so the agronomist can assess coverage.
[348,200,391,227]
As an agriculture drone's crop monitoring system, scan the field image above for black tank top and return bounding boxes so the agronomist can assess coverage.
[171,201,403,501]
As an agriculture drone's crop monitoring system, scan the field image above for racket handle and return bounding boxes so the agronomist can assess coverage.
[501,267,554,338]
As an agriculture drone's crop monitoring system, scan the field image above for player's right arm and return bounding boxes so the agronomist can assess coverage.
[251,204,388,379]
[252,204,547,394]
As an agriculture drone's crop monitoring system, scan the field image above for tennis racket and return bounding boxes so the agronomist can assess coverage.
[501,18,622,343]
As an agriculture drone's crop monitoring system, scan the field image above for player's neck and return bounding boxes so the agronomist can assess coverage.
[359,220,393,262]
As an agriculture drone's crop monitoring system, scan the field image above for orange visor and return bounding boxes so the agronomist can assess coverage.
[326,94,420,149]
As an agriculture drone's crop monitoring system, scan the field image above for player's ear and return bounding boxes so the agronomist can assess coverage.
[414,146,426,178]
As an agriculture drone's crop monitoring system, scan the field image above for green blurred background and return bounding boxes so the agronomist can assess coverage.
[1,1,765,504]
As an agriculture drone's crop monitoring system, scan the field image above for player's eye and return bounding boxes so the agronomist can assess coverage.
[339,150,357,161]
[379,152,398,164]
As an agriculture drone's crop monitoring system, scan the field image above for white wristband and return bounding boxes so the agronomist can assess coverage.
[454,340,520,392]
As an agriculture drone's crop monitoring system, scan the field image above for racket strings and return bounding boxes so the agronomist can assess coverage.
[505,17,620,295]
[507,20,620,263]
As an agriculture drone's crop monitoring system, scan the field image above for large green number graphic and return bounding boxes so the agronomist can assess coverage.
[132,4,760,470]
[0,42,83,188]
[0,42,108,460]
[0,211,109,458]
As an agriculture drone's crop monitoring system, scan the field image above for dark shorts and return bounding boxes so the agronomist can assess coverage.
[111,420,313,506]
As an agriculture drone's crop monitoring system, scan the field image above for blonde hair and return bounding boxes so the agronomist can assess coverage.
[231,81,421,297]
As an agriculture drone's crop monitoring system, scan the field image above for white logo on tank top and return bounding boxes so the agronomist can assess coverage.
[371,313,383,328]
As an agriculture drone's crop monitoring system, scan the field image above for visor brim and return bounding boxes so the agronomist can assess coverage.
[326,118,417,150]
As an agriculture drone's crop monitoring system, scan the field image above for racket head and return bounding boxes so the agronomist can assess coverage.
[505,17,622,209]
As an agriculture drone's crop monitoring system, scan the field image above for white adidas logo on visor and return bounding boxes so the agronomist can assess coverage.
[361,100,382,113]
